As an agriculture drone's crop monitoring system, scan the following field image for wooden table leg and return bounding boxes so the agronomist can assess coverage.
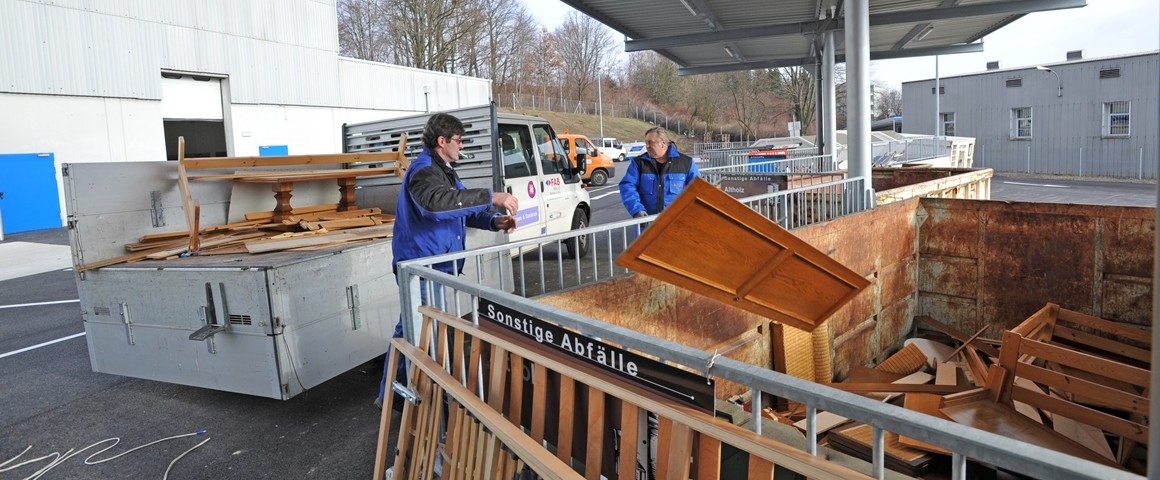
[271,182,295,223]
[337,177,358,212]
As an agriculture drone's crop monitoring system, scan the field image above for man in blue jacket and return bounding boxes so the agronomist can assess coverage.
[619,127,699,218]
[377,112,518,407]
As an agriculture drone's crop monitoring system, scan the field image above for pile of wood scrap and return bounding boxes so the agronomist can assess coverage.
[74,135,406,273]
[77,204,395,272]
[771,304,1150,477]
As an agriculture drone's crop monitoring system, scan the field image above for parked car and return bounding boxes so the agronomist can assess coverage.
[623,141,646,160]
[593,137,626,162]
[557,132,617,186]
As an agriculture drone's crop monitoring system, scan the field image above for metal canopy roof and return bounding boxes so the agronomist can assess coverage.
[559,0,1087,75]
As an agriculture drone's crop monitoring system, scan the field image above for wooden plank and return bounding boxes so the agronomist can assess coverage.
[1052,325,1151,364]
[1019,337,1150,388]
[618,402,640,480]
[655,417,693,480]
[243,225,392,253]
[915,315,1001,358]
[508,354,525,426]
[962,346,989,387]
[187,167,395,181]
[939,398,1121,468]
[615,179,870,332]
[487,344,508,411]
[1016,363,1148,414]
[747,455,775,480]
[182,151,405,170]
[935,363,958,386]
[1044,391,1116,462]
[1010,303,1059,339]
[875,342,928,375]
[557,375,576,465]
[897,393,952,455]
[530,362,548,444]
[244,203,339,221]
[1057,308,1152,346]
[1010,386,1149,445]
[695,433,721,480]
[372,342,402,480]
[584,388,605,480]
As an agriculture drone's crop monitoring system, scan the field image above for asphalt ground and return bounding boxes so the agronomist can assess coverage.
[0,171,1154,479]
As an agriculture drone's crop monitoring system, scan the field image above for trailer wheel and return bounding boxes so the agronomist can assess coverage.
[589,169,608,186]
[565,209,589,259]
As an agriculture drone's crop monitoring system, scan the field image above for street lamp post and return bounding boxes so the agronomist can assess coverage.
[1036,66,1062,97]
[596,69,604,139]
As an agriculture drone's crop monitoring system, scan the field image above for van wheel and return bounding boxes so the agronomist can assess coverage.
[565,209,589,259]
[590,169,608,186]
[618,154,625,162]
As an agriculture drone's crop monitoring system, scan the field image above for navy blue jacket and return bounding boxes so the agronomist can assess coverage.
[392,146,500,274]
[618,143,699,216]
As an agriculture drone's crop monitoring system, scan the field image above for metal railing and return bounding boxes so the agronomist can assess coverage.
[393,175,1139,480]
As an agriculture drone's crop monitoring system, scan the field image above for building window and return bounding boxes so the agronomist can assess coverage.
[1104,101,1130,137]
[1011,107,1032,139]
[941,112,955,136]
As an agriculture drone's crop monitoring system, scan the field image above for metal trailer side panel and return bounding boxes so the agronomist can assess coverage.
[79,266,283,398]
[265,240,396,398]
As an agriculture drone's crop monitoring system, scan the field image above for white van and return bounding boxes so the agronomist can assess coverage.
[593,137,626,162]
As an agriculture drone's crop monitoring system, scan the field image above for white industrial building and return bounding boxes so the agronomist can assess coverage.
[0,0,491,235]
[902,50,1158,179]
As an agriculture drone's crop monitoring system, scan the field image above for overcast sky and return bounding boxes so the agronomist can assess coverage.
[520,0,1159,91]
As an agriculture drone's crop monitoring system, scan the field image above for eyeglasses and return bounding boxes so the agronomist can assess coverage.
[646,140,668,145]
[447,135,465,145]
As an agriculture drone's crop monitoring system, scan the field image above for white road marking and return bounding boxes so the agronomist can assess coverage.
[1002,181,1069,188]
[0,332,86,359]
[592,191,621,201]
[0,299,80,310]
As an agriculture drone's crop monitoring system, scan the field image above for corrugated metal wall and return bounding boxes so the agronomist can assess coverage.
[0,0,489,109]
[902,52,1158,179]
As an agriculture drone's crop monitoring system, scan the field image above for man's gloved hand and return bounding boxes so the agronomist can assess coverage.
[634,211,648,218]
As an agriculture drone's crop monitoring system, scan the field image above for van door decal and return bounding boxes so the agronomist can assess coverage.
[514,206,540,227]
[526,180,536,198]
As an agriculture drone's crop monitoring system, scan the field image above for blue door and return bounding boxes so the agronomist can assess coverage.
[0,153,62,234]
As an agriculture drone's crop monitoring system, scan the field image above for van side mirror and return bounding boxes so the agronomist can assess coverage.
[574,152,588,175]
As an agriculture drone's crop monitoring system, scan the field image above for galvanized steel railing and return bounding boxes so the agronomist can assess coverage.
[393,175,1140,480]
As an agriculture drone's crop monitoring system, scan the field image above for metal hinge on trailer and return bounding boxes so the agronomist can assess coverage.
[189,282,230,353]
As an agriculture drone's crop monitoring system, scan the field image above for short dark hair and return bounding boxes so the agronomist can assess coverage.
[422,113,465,149]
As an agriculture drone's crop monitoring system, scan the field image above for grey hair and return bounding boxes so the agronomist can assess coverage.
[644,127,670,144]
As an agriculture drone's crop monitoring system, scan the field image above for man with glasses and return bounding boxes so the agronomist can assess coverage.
[377,112,518,407]
[619,127,699,218]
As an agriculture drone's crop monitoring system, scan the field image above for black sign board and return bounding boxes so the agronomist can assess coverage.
[718,172,785,198]
[478,298,715,413]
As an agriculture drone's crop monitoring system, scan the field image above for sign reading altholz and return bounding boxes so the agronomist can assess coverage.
[479,298,715,413]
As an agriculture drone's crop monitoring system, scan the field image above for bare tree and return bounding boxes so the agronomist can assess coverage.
[552,11,617,102]
[474,0,537,92]
[337,0,393,62]
[769,66,816,134]
[724,70,772,140]
[873,86,903,119]
[383,0,485,73]
[627,51,680,105]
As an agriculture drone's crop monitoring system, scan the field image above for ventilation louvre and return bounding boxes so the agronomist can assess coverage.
[229,314,253,326]
[1099,68,1121,79]
[1006,78,1022,88]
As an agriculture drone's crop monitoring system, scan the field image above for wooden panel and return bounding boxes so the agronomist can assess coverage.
[616,179,870,332]
[939,398,1121,468]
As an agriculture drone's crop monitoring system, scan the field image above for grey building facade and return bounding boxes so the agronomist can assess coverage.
[902,51,1158,179]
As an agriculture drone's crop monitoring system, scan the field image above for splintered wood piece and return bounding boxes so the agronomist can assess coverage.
[615,179,869,332]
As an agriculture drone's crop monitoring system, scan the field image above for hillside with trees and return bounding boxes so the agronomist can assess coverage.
[337,0,904,143]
